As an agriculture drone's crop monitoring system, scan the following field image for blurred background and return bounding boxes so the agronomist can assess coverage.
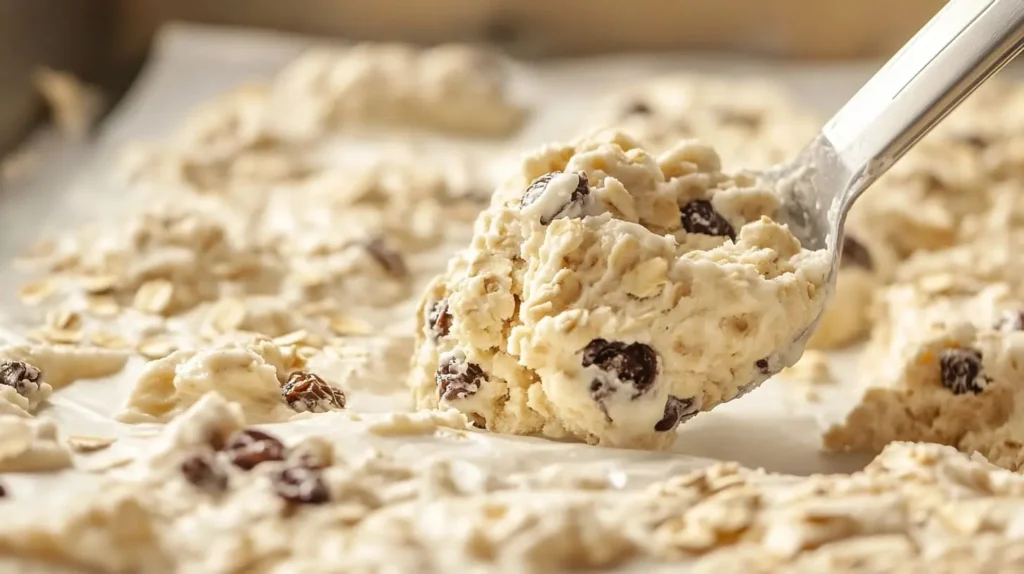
[1,0,945,156]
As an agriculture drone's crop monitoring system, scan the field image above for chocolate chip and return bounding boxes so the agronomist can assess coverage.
[271,465,329,505]
[223,429,287,471]
[436,353,485,402]
[755,358,771,374]
[282,371,346,414]
[654,396,699,432]
[994,310,1024,332]
[428,298,453,340]
[680,200,735,240]
[939,348,988,395]
[840,235,874,271]
[0,360,43,397]
[623,100,652,117]
[582,339,659,399]
[180,452,228,491]
[364,237,408,278]
[520,171,591,225]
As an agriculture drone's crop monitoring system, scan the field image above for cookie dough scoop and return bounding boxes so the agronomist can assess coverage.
[769,0,1024,348]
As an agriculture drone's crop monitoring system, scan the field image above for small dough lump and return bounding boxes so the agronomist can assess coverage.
[409,132,829,449]
[119,340,298,424]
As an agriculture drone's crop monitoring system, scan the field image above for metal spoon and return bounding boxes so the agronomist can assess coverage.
[768,0,1024,359]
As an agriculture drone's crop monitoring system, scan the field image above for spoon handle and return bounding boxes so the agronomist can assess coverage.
[823,0,1024,204]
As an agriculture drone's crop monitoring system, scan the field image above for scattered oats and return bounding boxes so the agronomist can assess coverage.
[206,299,247,334]
[273,329,311,347]
[82,456,134,473]
[299,299,338,316]
[85,295,121,318]
[296,345,321,361]
[133,279,175,315]
[33,67,102,138]
[79,274,118,294]
[17,279,56,306]
[367,409,469,436]
[42,328,83,345]
[329,314,374,335]
[138,337,177,360]
[66,435,116,453]
[45,309,81,331]
[90,331,133,350]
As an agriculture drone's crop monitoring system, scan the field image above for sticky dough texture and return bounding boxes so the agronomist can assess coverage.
[409,132,829,449]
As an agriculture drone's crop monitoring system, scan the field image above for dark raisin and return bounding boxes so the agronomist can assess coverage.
[180,453,228,491]
[363,237,408,278]
[755,358,771,374]
[680,200,735,240]
[435,354,485,402]
[582,339,659,398]
[623,100,652,117]
[428,299,453,340]
[271,465,329,505]
[223,429,287,470]
[939,348,988,395]
[718,109,761,129]
[0,482,6,498]
[282,371,346,413]
[840,235,874,271]
[654,396,699,432]
[0,360,43,397]
[520,171,590,225]
[955,134,989,149]
[994,310,1024,332]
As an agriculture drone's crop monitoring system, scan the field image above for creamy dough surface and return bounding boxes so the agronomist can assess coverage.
[409,132,829,448]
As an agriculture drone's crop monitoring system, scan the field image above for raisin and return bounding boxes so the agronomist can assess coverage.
[680,200,735,240]
[582,339,659,398]
[755,358,771,374]
[623,100,652,117]
[654,396,699,432]
[840,235,873,271]
[180,453,228,491]
[939,348,988,395]
[282,371,346,413]
[0,482,6,498]
[435,353,485,402]
[0,360,43,397]
[223,429,287,470]
[955,134,989,149]
[364,237,408,278]
[520,171,590,225]
[718,109,761,129]
[271,465,329,505]
[428,299,453,340]
[994,310,1024,332]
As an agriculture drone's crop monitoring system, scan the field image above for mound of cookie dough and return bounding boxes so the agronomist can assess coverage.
[823,278,1024,470]
[410,132,829,449]
[598,75,893,350]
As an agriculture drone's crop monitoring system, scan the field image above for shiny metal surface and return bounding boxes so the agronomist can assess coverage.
[769,0,1024,350]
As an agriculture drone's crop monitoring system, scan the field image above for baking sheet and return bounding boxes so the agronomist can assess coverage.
[0,21,898,516]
